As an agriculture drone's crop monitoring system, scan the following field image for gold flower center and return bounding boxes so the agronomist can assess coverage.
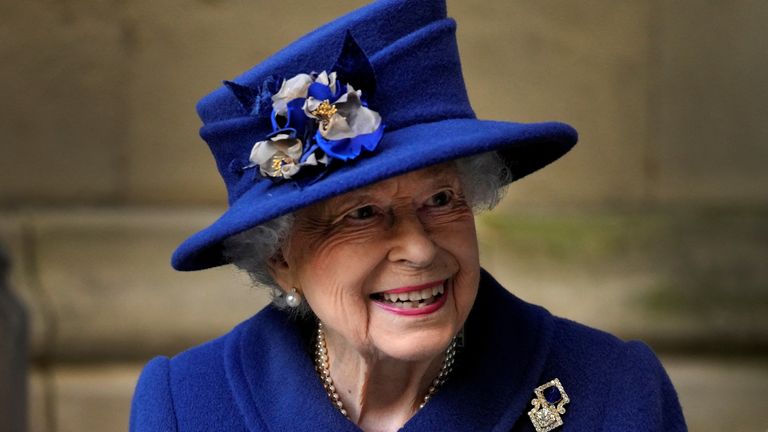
[271,155,294,174]
[311,100,337,130]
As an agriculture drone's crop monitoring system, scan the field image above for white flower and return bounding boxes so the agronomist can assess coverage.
[271,71,339,117]
[248,133,329,179]
[303,151,329,167]
[271,74,313,116]
[314,71,338,94]
[304,84,382,141]
[249,134,304,178]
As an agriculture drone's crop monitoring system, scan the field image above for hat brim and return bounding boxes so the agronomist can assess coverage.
[172,118,577,271]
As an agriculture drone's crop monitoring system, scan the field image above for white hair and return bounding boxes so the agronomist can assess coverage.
[222,151,512,313]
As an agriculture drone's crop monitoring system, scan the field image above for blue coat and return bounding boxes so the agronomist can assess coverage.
[130,270,687,431]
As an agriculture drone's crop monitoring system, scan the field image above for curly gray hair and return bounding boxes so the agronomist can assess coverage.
[222,151,512,314]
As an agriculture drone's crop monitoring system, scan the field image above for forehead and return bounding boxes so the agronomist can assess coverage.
[320,163,459,207]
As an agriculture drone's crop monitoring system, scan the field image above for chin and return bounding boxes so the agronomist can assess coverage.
[373,324,459,363]
[368,281,474,362]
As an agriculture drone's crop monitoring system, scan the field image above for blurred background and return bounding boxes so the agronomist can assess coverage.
[1,0,767,431]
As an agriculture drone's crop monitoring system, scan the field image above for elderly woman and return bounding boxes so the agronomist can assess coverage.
[130,1,686,431]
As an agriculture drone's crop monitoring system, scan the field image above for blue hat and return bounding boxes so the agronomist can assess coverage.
[172,0,578,271]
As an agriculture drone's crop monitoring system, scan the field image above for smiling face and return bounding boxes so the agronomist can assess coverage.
[270,163,480,362]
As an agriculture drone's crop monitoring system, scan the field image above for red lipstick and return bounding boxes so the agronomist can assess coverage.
[371,280,449,317]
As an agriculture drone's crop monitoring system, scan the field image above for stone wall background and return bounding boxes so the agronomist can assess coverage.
[1,0,766,431]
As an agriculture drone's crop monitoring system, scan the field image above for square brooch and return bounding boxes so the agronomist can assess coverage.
[528,378,570,432]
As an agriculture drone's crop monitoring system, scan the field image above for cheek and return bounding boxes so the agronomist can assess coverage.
[432,213,480,268]
[453,264,480,318]
[291,236,387,348]
[436,217,480,315]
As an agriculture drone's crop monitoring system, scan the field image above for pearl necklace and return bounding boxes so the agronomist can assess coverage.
[313,321,457,418]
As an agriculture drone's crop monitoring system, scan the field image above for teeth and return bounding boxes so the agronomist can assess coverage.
[376,283,445,307]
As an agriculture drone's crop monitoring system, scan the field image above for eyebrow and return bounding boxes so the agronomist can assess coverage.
[319,165,460,214]
[322,191,378,216]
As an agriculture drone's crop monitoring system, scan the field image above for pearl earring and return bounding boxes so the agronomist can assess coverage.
[285,288,302,308]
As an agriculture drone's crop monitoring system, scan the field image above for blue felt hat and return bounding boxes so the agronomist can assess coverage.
[172,0,578,271]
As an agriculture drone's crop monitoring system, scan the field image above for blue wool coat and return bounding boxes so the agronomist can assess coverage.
[130,270,687,431]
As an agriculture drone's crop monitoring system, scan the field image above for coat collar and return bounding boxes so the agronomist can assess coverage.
[224,269,554,431]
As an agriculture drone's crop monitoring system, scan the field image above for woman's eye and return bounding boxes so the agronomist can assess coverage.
[427,190,453,207]
[346,205,377,220]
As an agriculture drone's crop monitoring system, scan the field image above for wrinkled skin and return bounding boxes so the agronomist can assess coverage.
[270,163,481,431]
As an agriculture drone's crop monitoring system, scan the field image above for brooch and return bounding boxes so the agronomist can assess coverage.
[528,378,570,432]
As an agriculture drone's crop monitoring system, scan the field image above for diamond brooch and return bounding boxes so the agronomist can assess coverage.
[528,378,570,432]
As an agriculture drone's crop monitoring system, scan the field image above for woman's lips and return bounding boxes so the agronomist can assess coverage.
[370,281,449,316]
[378,279,444,295]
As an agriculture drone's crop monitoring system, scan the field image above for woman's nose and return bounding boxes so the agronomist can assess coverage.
[386,212,437,268]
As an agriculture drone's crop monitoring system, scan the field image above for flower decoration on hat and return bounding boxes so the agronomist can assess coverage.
[224,32,384,180]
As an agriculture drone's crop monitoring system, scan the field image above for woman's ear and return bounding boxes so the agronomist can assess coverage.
[267,247,294,291]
